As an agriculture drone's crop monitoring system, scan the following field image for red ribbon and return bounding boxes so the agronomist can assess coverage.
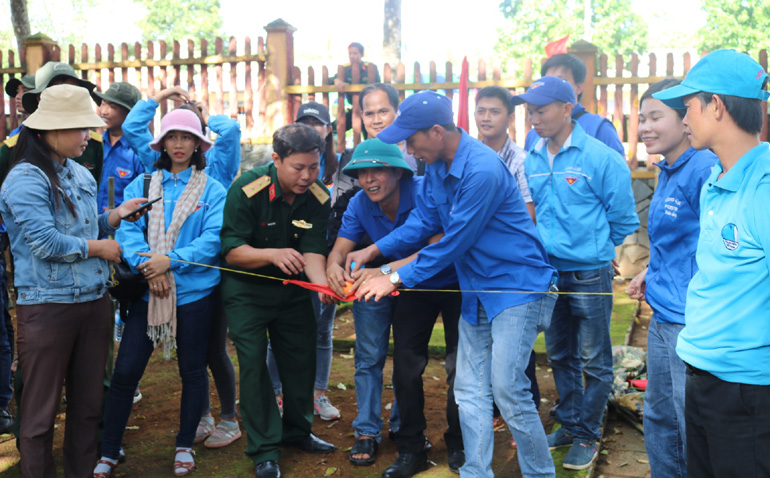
[283,279,400,301]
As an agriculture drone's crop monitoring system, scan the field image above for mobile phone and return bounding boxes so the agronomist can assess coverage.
[121,197,161,220]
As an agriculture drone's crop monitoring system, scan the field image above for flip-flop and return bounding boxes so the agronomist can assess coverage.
[349,437,378,466]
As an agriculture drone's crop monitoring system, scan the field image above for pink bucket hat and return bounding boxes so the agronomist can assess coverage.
[149,109,213,153]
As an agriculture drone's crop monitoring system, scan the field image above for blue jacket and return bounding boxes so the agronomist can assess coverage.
[123,99,242,186]
[377,131,556,325]
[646,148,717,325]
[0,160,116,305]
[525,104,625,157]
[96,132,146,212]
[525,122,639,271]
[117,167,226,305]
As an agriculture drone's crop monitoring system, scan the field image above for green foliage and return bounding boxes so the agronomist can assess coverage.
[495,0,648,72]
[698,0,770,55]
[136,0,223,43]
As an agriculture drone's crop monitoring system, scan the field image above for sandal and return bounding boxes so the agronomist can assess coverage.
[173,448,196,476]
[93,459,116,478]
[349,437,378,466]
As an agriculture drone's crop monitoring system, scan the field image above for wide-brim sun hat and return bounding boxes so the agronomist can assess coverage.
[149,109,213,153]
[5,73,35,98]
[342,138,414,178]
[22,61,97,113]
[23,84,106,131]
[92,81,142,111]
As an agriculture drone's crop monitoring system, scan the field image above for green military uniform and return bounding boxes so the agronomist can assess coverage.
[0,129,104,184]
[220,163,330,465]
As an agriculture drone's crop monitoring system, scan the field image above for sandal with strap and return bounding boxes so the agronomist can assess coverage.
[93,459,117,478]
[349,436,378,466]
[173,448,196,476]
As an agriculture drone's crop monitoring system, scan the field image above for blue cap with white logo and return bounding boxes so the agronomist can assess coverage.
[653,49,770,109]
[510,76,576,107]
[377,91,454,144]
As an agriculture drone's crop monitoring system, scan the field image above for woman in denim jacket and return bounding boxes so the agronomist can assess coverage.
[0,84,149,478]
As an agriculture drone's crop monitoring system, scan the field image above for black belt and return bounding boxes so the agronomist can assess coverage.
[685,363,713,377]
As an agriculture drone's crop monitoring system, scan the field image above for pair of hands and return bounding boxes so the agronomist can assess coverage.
[152,87,210,126]
[138,252,172,298]
[271,248,336,305]
[326,245,398,302]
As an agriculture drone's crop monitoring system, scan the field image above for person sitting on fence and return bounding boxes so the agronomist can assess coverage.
[96,108,227,478]
[266,101,341,423]
[123,85,242,187]
[524,53,625,157]
[5,73,35,136]
[332,138,465,475]
[330,42,381,139]
[512,76,639,471]
[652,48,770,478]
[625,78,718,478]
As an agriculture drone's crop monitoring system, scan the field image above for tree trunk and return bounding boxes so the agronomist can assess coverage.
[383,0,401,66]
[10,0,31,52]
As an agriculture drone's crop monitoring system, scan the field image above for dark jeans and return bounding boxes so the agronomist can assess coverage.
[391,288,462,453]
[101,293,214,459]
[202,286,237,419]
[685,365,770,478]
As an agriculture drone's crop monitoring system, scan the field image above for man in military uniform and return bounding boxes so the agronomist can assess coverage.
[220,123,336,478]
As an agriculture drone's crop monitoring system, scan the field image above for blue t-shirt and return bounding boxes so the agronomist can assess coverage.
[96,131,146,212]
[646,147,717,325]
[338,175,456,289]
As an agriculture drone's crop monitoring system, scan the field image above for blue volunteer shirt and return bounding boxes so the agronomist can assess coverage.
[525,122,639,271]
[339,175,456,289]
[525,103,625,157]
[96,131,146,212]
[645,147,717,325]
[677,143,770,385]
[376,130,556,325]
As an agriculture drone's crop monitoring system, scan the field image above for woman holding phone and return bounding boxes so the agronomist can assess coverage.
[95,108,227,477]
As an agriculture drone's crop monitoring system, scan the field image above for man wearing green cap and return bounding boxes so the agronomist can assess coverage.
[0,61,103,186]
[653,48,770,477]
[327,138,464,475]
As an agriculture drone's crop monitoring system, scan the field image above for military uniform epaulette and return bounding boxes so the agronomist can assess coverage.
[309,182,330,204]
[3,133,19,148]
[89,131,102,143]
[242,174,271,198]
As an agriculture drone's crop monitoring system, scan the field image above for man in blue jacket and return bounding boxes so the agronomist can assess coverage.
[653,49,770,478]
[512,76,639,470]
[524,54,625,157]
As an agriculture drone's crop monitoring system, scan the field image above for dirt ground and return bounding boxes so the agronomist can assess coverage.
[0,307,561,478]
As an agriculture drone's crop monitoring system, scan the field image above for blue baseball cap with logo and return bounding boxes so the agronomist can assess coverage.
[653,49,770,109]
[510,76,576,107]
[377,91,454,144]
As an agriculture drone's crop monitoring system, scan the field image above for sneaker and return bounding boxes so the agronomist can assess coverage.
[204,421,242,448]
[562,440,598,470]
[276,397,284,417]
[313,395,340,421]
[133,387,142,404]
[194,418,215,444]
[546,427,572,450]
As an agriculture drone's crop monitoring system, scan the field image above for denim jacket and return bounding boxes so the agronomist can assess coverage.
[0,160,116,305]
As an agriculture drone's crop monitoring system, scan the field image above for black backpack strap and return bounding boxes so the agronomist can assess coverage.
[142,172,152,198]
[572,110,589,121]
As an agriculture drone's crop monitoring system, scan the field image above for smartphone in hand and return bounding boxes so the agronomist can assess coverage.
[121,197,161,220]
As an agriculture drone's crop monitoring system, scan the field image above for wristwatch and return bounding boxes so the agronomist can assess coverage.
[389,271,400,286]
[380,264,392,275]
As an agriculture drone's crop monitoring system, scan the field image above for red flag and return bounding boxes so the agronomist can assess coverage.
[283,279,399,302]
[545,35,570,58]
[457,56,470,132]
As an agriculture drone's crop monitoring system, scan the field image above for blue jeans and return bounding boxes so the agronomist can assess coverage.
[266,293,336,393]
[455,297,556,478]
[545,265,613,442]
[351,296,400,441]
[101,294,214,459]
[644,319,687,478]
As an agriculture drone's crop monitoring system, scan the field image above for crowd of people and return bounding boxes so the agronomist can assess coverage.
[0,43,767,478]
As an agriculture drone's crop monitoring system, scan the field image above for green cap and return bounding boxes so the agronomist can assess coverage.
[22,61,97,113]
[92,82,142,111]
[5,74,35,98]
[342,138,414,178]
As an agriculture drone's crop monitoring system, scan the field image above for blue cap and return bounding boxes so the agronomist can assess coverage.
[377,91,454,144]
[510,76,576,107]
[653,49,770,109]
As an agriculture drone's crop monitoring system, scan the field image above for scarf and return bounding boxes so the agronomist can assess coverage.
[146,167,207,358]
